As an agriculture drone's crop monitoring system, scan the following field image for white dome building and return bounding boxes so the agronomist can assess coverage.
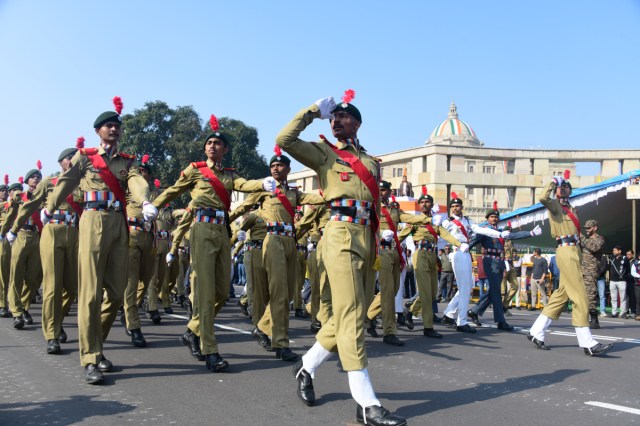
[426,102,483,147]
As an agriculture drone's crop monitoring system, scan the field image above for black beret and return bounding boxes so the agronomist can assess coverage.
[94,111,122,129]
[58,148,77,162]
[204,132,229,148]
[379,180,391,190]
[332,102,362,123]
[8,183,22,192]
[449,197,463,207]
[24,169,42,181]
[0,184,7,191]
[485,209,500,219]
[269,154,291,166]
[418,194,434,203]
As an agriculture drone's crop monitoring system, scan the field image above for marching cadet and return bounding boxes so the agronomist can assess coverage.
[398,188,461,338]
[500,234,521,313]
[527,171,613,356]
[167,208,190,309]
[5,164,44,329]
[293,209,309,319]
[277,91,407,426]
[0,176,11,318]
[365,181,433,346]
[9,147,83,353]
[41,97,158,384]
[152,114,266,372]
[230,147,325,361]
[466,202,539,331]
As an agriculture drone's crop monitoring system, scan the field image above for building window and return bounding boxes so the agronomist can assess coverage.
[467,187,474,196]
[380,167,385,177]
[392,167,403,177]
[483,166,496,174]
[482,187,495,198]
[311,178,318,190]
[467,161,476,173]
[506,160,515,174]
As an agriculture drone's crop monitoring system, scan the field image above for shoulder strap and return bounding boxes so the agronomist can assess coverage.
[451,218,469,240]
[196,164,231,211]
[560,204,581,235]
[274,188,296,222]
[85,151,129,225]
[424,223,440,242]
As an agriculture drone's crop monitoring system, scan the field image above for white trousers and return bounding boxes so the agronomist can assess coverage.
[443,250,474,326]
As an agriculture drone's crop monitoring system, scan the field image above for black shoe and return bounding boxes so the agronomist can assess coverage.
[181,329,205,361]
[396,313,407,327]
[404,309,414,330]
[620,313,630,320]
[294,308,307,318]
[292,359,315,406]
[356,404,407,426]
[433,314,442,324]
[309,319,322,335]
[456,324,477,333]
[59,327,67,343]
[527,307,536,312]
[164,306,174,314]
[0,307,10,318]
[205,353,229,372]
[527,333,549,350]
[148,310,162,325]
[252,327,274,352]
[120,314,132,336]
[441,315,456,327]
[47,339,61,354]
[583,343,614,357]
[405,300,413,309]
[13,316,25,329]
[589,311,600,329]
[504,309,513,317]
[497,322,514,331]
[23,310,33,325]
[383,334,405,346]
[240,303,249,316]
[467,310,482,326]
[275,347,299,361]
[130,329,147,347]
[366,319,379,338]
[85,364,104,385]
[423,328,443,338]
[98,355,113,372]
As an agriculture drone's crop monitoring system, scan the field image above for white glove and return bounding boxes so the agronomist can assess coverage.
[382,230,394,242]
[431,214,443,226]
[41,208,52,226]
[6,231,16,244]
[262,177,277,193]
[142,201,158,221]
[307,243,315,252]
[530,225,542,236]
[500,230,511,238]
[459,243,469,252]
[166,253,175,266]
[431,204,440,214]
[552,175,564,186]
[314,97,337,120]
[237,230,247,241]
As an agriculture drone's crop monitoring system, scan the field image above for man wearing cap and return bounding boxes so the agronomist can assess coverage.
[4,167,44,329]
[229,151,325,361]
[152,125,267,373]
[0,180,11,318]
[277,95,407,426]
[398,191,461,338]
[467,207,539,331]
[42,107,158,384]
[581,219,605,329]
[0,182,24,317]
[441,194,508,333]
[365,181,433,346]
[527,173,613,356]
[500,238,521,314]
[9,148,82,352]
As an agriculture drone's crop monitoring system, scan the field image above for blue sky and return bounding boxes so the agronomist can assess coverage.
[1,1,639,182]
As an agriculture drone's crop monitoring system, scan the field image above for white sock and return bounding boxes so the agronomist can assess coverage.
[529,314,552,341]
[348,368,380,408]
[575,327,597,348]
[302,342,332,378]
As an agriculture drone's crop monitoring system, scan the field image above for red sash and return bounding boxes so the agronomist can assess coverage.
[451,218,469,241]
[561,204,581,235]
[51,178,83,217]
[424,223,440,242]
[84,151,128,217]
[195,163,231,211]
[380,206,405,269]
[321,137,380,234]
[21,192,43,232]
[274,187,296,222]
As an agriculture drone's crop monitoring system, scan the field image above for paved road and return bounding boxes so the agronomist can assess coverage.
[1,293,638,425]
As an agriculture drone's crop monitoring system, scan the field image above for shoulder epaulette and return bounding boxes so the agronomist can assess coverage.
[79,148,99,156]
[119,152,135,159]
[191,161,207,168]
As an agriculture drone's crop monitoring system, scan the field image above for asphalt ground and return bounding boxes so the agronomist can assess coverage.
[0,290,638,426]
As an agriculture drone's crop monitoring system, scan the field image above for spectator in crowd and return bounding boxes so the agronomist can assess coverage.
[626,250,636,316]
[597,252,609,317]
[437,245,454,302]
[631,252,640,321]
[475,247,488,298]
[403,248,416,298]
[398,175,414,197]
[528,248,549,310]
[608,245,630,318]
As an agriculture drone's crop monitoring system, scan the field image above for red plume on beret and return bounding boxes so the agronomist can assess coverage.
[421,185,427,195]
[142,154,150,164]
[563,169,571,180]
[493,200,498,210]
[76,136,85,149]
[113,96,123,115]
[274,145,282,157]
[209,114,220,132]
[4,174,8,185]
[508,221,512,227]
[451,191,459,199]
[342,89,355,104]
[391,195,396,203]
[154,178,161,189]
[18,176,24,184]
[36,160,42,170]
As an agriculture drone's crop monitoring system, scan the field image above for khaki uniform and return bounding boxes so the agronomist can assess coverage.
[500,240,519,309]
[539,182,588,327]
[276,104,380,371]
[169,209,191,299]
[581,233,604,313]
[11,176,81,340]
[367,204,430,336]
[152,159,262,355]
[0,200,15,310]
[143,205,175,311]
[398,219,460,328]
[46,146,150,366]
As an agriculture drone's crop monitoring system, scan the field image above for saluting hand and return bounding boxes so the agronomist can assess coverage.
[314,97,337,120]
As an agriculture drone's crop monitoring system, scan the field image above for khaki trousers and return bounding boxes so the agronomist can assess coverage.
[124,229,154,330]
[293,251,306,309]
[9,230,41,317]
[0,239,10,308]
[501,268,519,309]
[306,249,320,319]
[246,246,268,328]
[413,249,438,328]
[40,224,78,340]
[366,247,400,336]
[143,238,170,311]
[77,211,128,366]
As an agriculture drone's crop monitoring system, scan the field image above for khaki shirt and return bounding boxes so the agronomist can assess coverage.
[295,204,330,243]
[170,208,194,255]
[379,201,430,232]
[398,214,461,247]
[0,191,25,235]
[230,211,267,245]
[539,181,580,238]
[46,145,149,212]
